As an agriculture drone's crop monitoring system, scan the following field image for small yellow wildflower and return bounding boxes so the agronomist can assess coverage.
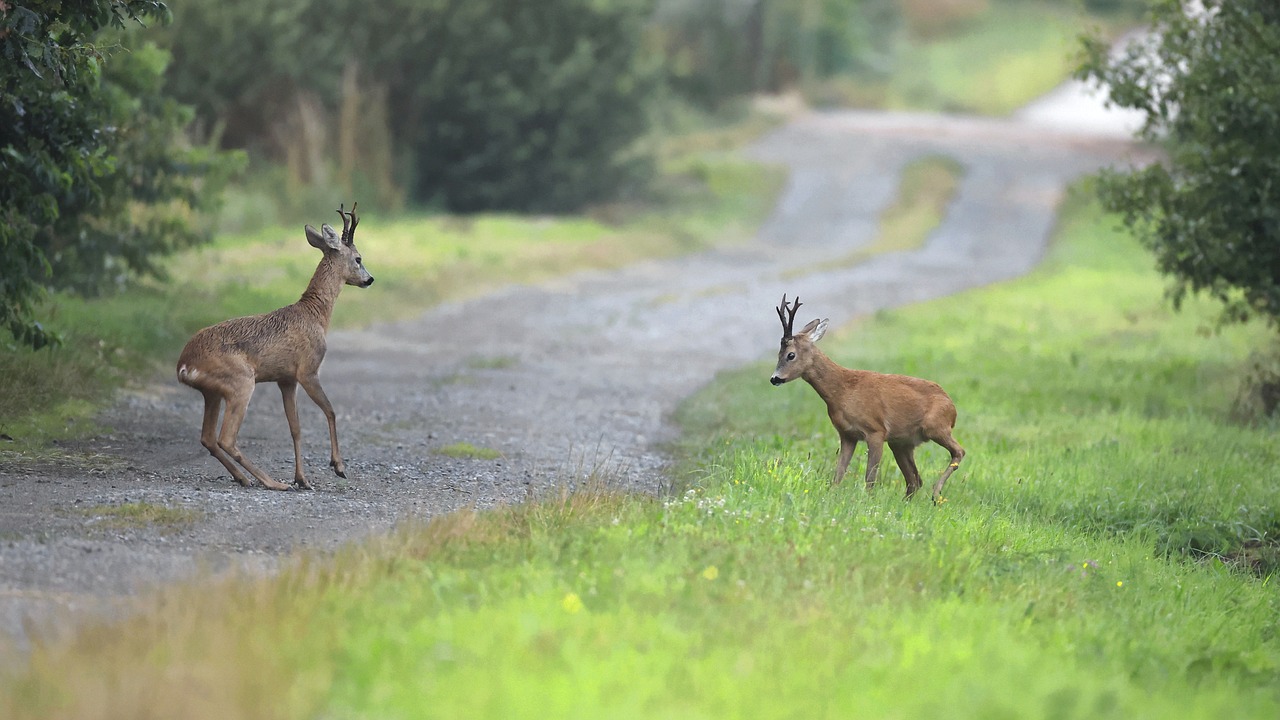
[1116,581,1123,588]
[701,565,720,581]
[562,592,584,614]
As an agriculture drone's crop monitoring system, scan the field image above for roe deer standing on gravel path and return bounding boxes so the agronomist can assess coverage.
[176,203,374,490]
[769,295,964,502]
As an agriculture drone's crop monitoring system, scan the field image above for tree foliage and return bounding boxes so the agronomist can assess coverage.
[654,0,874,106]
[1079,0,1280,329]
[159,0,659,213]
[1,1,240,349]
[156,0,896,212]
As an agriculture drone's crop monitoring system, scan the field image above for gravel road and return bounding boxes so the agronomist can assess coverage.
[0,102,1144,654]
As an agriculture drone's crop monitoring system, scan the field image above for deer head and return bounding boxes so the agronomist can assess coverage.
[304,202,374,288]
[770,294,828,385]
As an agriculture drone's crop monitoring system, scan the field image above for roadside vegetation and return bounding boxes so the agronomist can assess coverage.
[78,501,203,532]
[6,186,1277,719]
[818,0,1096,114]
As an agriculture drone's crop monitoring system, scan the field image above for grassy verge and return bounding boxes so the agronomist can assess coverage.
[5,187,1279,719]
[0,122,785,451]
[78,502,203,532]
[816,0,1108,115]
[434,442,502,461]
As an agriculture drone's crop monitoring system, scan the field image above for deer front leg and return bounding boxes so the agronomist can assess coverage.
[863,434,885,492]
[833,434,857,486]
[279,381,313,490]
[218,381,291,491]
[299,374,346,479]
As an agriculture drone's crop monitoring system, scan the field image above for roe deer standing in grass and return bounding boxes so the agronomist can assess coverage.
[176,203,374,490]
[769,295,964,502]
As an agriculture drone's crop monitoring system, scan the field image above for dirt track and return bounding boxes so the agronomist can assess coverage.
[0,102,1143,653]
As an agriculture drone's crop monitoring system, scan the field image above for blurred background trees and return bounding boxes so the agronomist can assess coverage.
[153,0,887,214]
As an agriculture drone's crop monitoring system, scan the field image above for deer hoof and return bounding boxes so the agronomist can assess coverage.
[330,460,347,479]
[294,477,314,490]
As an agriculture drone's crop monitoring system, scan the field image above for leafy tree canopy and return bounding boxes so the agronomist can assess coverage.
[1079,0,1280,329]
[159,0,660,213]
[1,1,239,349]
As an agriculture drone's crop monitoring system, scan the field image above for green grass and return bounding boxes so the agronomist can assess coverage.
[889,1,1081,114]
[78,502,203,532]
[5,185,1279,719]
[434,442,502,461]
[815,0,1098,115]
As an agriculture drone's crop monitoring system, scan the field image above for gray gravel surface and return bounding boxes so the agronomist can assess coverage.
[0,107,1144,655]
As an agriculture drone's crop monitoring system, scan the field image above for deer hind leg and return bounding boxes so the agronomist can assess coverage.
[889,441,923,499]
[929,431,966,503]
[279,380,312,490]
[218,379,291,491]
[199,391,253,487]
[299,374,346,479]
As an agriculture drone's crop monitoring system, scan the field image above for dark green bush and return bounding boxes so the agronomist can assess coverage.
[160,0,659,213]
[1,1,238,349]
[1080,0,1280,331]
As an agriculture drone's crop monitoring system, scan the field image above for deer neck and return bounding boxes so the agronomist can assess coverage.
[296,255,344,330]
[801,347,850,403]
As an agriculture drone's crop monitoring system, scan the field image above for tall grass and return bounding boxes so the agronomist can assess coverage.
[4,185,1278,719]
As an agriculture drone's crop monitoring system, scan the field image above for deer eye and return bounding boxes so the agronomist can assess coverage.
[786,351,796,361]
[355,257,363,265]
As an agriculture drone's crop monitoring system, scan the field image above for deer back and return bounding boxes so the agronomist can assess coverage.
[847,371,957,441]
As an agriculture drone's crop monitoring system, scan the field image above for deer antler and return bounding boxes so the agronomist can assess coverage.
[346,201,359,243]
[776,293,802,338]
[336,203,351,240]
[335,201,360,244]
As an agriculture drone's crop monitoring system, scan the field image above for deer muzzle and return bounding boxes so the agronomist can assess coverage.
[770,375,785,386]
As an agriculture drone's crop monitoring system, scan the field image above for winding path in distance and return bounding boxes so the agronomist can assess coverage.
[0,87,1147,652]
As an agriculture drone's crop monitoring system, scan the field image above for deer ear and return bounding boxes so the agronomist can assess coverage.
[306,224,343,251]
[801,318,829,343]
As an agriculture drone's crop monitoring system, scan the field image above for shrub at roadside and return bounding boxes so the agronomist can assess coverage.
[0,1,240,350]
[1080,0,1280,332]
